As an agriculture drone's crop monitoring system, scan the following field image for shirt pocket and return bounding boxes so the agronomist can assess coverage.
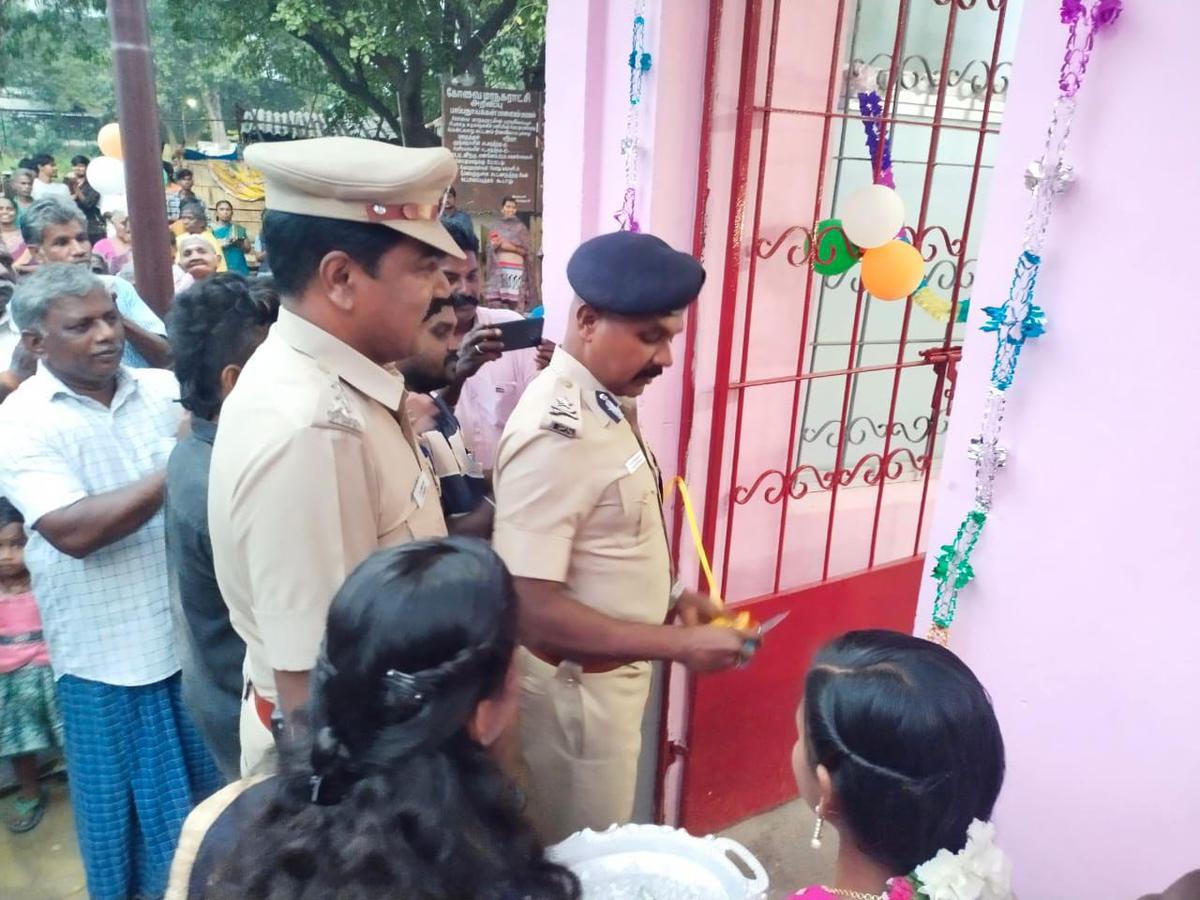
[377,462,423,542]
[616,470,660,544]
[489,380,520,425]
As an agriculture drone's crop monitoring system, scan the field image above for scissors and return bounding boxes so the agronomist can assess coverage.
[711,609,789,666]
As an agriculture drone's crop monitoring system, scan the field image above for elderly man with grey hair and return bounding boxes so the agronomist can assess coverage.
[22,197,172,368]
[0,264,221,899]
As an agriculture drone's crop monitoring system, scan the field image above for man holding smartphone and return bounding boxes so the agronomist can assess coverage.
[438,218,542,471]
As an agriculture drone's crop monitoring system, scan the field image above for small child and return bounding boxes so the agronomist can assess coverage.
[0,497,63,833]
[790,630,1011,900]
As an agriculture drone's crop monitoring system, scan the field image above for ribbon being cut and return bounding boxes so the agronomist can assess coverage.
[926,0,1123,646]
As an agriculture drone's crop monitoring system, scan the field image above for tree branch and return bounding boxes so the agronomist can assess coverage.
[296,30,406,142]
[400,45,437,147]
[453,0,517,72]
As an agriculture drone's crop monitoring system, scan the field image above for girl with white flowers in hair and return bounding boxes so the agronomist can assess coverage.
[790,630,1011,900]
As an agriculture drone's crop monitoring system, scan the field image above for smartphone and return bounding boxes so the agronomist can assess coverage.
[494,317,544,352]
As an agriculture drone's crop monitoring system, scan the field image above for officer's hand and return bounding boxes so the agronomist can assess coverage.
[678,624,751,673]
[535,338,555,370]
[675,589,723,626]
[456,326,504,381]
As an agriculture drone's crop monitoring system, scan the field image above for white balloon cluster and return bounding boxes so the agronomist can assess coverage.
[86,146,126,216]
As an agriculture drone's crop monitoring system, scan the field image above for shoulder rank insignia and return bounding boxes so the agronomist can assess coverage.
[594,390,624,423]
[540,381,582,439]
[326,379,365,432]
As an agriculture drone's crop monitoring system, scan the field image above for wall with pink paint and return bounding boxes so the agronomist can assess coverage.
[915,4,1200,898]
[541,0,709,480]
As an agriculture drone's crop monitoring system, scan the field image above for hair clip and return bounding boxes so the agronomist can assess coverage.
[384,669,426,705]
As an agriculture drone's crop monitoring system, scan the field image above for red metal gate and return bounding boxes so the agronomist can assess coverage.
[667,0,1016,833]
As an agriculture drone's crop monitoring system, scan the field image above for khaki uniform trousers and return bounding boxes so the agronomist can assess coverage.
[517,648,653,844]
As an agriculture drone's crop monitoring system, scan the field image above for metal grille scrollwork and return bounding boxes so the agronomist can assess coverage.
[734,447,932,505]
[801,414,949,448]
[850,53,1012,98]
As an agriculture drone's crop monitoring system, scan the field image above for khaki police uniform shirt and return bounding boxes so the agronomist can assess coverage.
[493,348,671,626]
[208,308,447,703]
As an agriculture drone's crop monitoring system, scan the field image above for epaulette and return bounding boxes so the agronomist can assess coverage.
[539,378,583,439]
[323,373,365,433]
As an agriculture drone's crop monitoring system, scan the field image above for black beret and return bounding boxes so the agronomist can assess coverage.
[566,231,705,316]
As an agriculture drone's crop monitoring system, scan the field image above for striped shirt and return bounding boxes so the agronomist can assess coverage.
[0,364,182,685]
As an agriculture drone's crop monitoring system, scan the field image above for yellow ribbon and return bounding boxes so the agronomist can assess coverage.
[666,476,722,605]
[667,476,760,630]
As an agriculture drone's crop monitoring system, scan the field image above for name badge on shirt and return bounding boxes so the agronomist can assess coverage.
[413,471,431,508]
[625,450,647,475]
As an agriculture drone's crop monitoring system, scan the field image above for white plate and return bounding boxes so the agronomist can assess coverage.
[549,823,770,900]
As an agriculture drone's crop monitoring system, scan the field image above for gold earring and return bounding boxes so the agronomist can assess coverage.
[811,803,825,849]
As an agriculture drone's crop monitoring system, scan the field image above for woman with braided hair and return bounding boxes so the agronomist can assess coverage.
[790,630,1011,900]
[167,538,580,900]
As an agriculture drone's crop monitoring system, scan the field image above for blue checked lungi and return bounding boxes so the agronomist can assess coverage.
[57,673,222,900]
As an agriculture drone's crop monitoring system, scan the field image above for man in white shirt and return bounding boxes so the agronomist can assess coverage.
[0,275,18,371]
[29,154,72,202]
[0,264,220,899]
[438,218,543,470]
[23,198,172,368]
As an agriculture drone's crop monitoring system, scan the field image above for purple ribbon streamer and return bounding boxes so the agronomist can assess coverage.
[857,92,895,188]
[1059,0,1123,97]
[614,187,641,233]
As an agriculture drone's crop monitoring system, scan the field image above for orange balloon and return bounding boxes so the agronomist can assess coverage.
[861,240,924,301]
[97,123,123,159]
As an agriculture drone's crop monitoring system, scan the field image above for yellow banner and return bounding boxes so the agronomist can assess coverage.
[209,162,265,202]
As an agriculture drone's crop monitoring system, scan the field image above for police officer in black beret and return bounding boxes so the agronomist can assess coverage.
[491,231,750,842]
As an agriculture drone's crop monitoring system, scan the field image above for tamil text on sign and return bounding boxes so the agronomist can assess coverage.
[442,87,541,214]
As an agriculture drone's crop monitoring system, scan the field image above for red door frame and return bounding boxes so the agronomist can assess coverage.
[661,0,1012,831]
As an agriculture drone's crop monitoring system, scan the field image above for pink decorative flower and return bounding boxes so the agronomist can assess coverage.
[887,878,916,900]
[1059,0,1084,24]
[1094,0,1123,28]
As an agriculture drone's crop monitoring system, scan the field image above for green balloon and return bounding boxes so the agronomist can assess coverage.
[806,218,861,276]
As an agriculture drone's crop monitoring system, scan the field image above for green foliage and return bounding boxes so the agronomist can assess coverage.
[0,0,546,155]
[164,0,547,145]
[483,1,547,89]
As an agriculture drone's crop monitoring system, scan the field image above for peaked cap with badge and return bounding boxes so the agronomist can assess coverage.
[245,136,465,259]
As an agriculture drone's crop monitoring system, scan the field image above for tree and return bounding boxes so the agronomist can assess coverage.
[0,0,308,157]
[166,0,547,146]
[1,0,547,156]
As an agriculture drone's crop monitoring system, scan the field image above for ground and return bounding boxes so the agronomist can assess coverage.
[0,779,86,898]
[0,780,836,899]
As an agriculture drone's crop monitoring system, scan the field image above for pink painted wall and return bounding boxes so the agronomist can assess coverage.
[915,5,1200,898]
[542,0,709,478]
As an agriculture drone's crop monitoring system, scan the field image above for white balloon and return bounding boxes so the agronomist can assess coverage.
[840,184,906,250]
[87,156,125,197]
[100,193,127,216]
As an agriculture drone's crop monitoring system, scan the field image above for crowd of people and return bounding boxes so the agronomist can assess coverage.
[0,135,1033,900]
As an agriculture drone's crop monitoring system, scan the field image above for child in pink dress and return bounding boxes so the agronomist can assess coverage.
[0,498,63,832]
[789,631,1011,900]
